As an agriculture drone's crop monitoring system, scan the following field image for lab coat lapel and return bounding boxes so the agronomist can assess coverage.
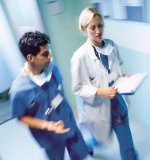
[86,40,97,61]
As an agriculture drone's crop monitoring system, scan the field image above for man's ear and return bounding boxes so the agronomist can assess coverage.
[26,54,33,62]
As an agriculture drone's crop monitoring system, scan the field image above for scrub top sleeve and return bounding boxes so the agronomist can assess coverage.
[10,92,28,119]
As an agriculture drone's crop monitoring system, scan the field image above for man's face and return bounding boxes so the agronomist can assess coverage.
[29,45,52,73]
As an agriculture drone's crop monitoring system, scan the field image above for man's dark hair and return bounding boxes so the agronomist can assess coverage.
[18,31,50,59]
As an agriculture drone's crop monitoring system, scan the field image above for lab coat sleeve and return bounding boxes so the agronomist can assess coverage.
[71,54,98,105]
[112,41,123,66]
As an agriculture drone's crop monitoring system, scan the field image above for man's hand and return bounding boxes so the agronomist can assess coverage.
[19,116,70,134]
[47,120,70,134]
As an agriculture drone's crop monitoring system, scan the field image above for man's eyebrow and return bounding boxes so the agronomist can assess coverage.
[41,50,49,57]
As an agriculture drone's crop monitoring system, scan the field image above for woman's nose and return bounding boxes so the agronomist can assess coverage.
[96,27,100,33]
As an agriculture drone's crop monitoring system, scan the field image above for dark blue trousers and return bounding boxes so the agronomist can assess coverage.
[112,113,137,160]
[45,129,88,160]
[111,95,138,160]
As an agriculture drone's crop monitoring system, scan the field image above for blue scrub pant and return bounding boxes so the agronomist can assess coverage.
[80,114,138,160]
[79,111,138,159]
[112,113,137,160]
[45,129,88,160]
[111,95,138,160]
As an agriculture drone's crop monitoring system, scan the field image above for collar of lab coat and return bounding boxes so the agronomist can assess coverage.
[86,39,98,61]
[86,39,113,69]
[87,39,114,56]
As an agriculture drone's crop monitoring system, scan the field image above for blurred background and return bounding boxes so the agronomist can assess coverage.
[0,0,150,159]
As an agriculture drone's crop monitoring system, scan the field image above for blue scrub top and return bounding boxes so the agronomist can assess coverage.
[10,63,77,149]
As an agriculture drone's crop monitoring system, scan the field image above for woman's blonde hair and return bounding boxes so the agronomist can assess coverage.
[79,7,104,32]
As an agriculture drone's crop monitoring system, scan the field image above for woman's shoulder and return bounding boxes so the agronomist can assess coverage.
[103,38,115,45]
[75,42,88,52]
[72,41,91,59]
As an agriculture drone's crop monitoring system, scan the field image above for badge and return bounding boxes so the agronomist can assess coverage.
[45,94,64,115]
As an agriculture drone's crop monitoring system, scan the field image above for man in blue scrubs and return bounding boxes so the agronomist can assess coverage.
[9,31,88,160]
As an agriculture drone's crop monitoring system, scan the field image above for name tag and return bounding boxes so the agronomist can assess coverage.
[45,94,64,115]
[51,93,63,109]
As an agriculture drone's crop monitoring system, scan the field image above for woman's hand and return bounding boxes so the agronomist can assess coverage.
[96,87,118,99]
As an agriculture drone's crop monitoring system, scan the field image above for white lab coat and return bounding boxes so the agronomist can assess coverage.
[71,39,123,142]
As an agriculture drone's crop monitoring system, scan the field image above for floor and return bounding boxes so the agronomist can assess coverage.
[0,100,150,160]
[0,100,10,125]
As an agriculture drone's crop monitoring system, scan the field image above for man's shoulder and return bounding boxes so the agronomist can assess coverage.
[10,75,34,96]
[75,42,88,53]
[50,61,58,71]
[50,61,62,83]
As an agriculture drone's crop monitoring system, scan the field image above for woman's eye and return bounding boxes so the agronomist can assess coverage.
[98,24,104,28]
[90,26,95,30]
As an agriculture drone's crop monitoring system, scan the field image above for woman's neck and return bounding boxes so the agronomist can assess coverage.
[91,40,104,48]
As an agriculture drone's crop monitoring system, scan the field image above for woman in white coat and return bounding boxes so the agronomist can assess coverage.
[71,7,138,160]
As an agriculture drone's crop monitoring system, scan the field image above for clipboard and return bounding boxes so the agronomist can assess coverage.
[113,72,148,95]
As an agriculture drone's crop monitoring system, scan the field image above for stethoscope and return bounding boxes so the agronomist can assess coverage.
[92,45,111,74]
[92,45,116,87]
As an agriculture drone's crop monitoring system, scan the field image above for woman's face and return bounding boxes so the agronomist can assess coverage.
[85,15,104,47]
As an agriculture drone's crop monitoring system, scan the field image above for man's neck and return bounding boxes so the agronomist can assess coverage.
[23,63,43,76]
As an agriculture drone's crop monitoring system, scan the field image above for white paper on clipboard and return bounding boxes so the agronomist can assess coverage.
[113,72,148,95]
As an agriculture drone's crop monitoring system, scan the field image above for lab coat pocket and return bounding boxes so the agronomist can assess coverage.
[90,76,101,88]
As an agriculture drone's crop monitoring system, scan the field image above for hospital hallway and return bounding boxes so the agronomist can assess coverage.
[0,100,150,160]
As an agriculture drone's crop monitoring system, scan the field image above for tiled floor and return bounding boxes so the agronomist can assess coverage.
[0,100,150,160]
